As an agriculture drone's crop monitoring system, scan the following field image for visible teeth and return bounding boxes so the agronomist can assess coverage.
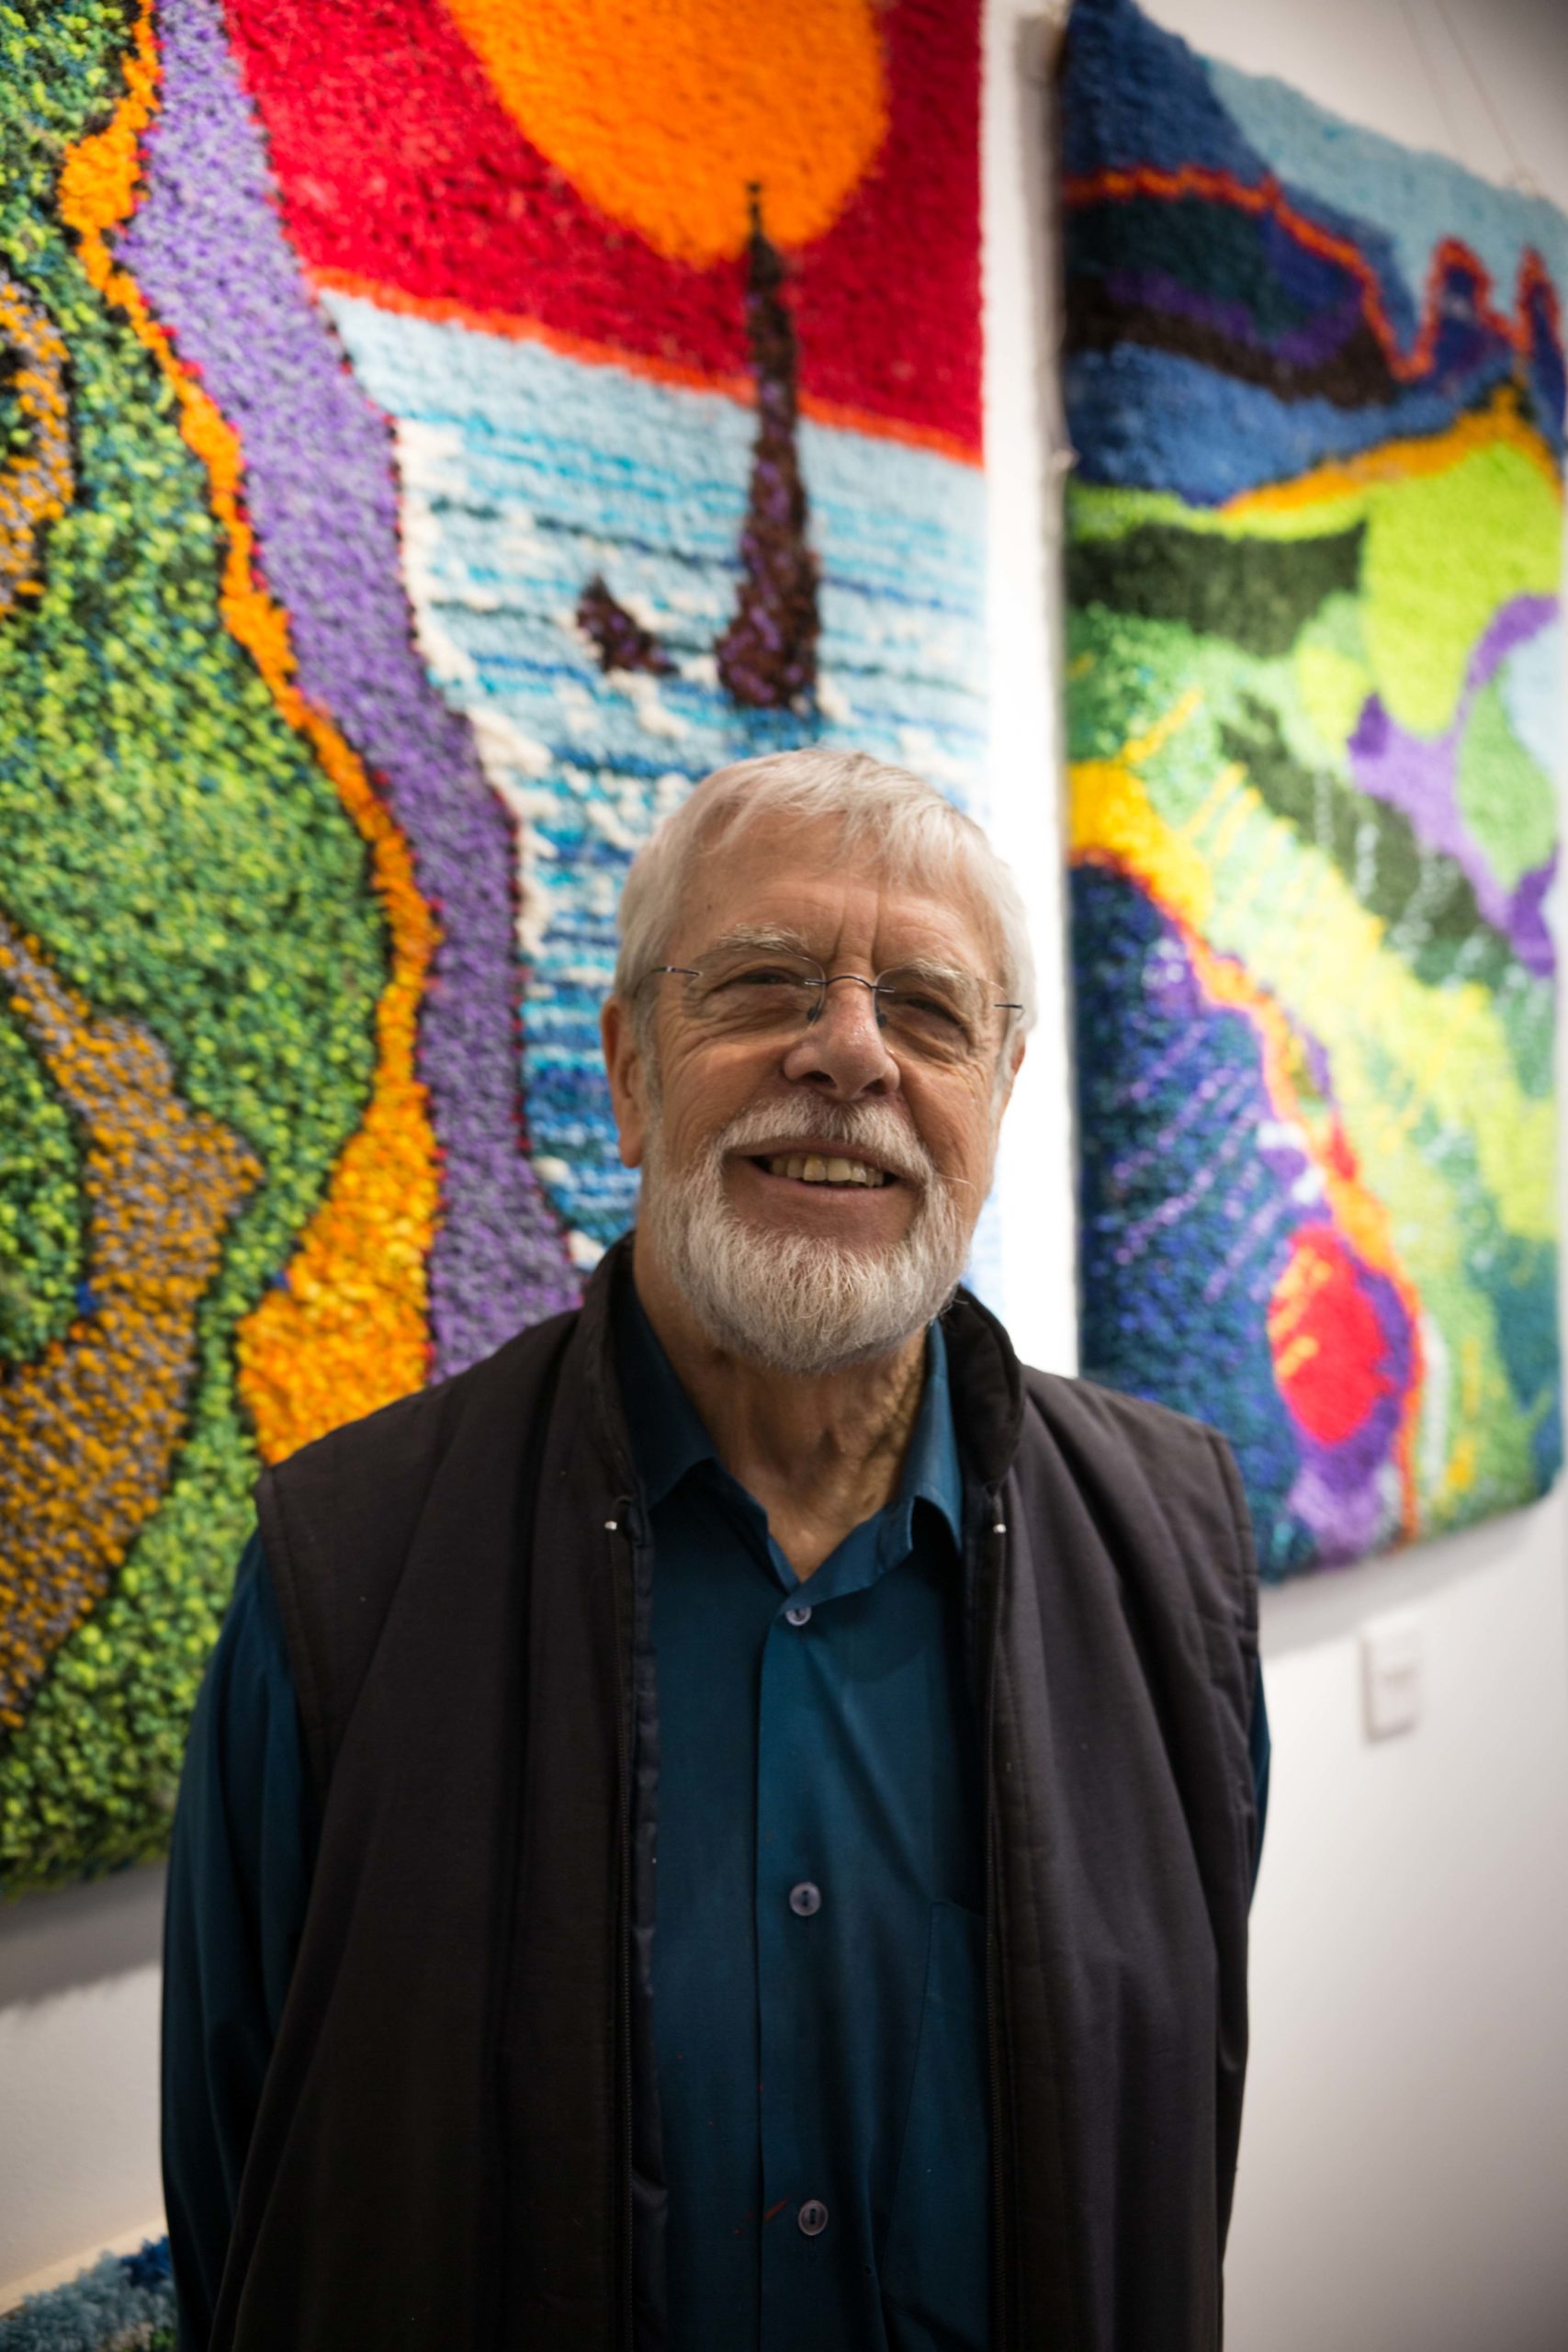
[763,1154,887,1187]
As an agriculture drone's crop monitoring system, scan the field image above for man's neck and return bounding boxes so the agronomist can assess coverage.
[631,1248,928,1578]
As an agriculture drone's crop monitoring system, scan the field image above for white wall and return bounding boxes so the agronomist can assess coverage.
[4,0,1567,2336]
[0,1865,165,2296]
[987,6,1568,2352]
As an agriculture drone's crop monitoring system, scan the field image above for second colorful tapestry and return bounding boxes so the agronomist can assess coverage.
[1062,0,1563,1575]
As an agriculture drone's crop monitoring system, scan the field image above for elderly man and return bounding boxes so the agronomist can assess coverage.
[164,750,1267,2352]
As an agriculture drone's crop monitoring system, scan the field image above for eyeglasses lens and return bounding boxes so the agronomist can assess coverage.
[688,956,985,1060]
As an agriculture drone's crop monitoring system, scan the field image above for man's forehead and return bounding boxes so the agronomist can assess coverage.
[678,815,994,962]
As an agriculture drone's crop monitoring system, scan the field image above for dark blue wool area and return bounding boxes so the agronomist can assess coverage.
[1072,865,1316,1577]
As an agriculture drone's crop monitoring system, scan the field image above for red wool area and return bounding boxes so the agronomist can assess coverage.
[220,0,983,455]
[1269,1227,1394,1447]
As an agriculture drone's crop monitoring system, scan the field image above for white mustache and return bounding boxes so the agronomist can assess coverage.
[713,1099,940,1191]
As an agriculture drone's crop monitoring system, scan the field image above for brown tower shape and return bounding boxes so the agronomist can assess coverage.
[716,190,819,710]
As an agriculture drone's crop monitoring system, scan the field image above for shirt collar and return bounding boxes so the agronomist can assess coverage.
[615,1283,719,1512]
[614,1283,964,1549]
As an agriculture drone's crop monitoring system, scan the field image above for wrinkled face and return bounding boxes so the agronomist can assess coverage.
[603,813,1022,1370]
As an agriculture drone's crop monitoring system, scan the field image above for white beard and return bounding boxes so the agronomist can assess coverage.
[637,1096,976,1376]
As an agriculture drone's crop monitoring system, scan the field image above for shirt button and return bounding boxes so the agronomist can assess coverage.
[784,1603,812,1627]
[797,2199,829,2236]
[789,1881,822,1917]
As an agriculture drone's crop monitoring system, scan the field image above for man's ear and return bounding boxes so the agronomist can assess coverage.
[601,995,649,1170]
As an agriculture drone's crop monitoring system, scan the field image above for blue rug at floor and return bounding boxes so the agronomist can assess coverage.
[0,2240,174,2352]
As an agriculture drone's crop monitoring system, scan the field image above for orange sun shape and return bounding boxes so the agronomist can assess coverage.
[441,0,889,268]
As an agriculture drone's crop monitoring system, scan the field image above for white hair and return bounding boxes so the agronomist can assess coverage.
[614,749,1038,1050]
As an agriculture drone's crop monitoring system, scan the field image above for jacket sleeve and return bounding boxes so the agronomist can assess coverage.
[161,1531,320,2350]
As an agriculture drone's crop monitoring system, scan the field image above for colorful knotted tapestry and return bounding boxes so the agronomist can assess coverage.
[1061,0,1564,1575]
[0,0,985,1889]
[0,2240,173,2352]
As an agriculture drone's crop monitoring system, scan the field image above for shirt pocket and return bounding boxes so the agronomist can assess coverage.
[879,1898,990,2352]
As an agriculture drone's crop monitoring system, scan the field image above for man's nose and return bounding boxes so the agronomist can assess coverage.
[778,976,900,1097]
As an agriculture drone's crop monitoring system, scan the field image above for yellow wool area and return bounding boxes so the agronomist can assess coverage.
[1234,398,1561,740]
[1267,1236,1330,1354]
[1070,753,1406,1291]
[1068,753,1214,933]
[1187,922,1414,1333]
[55,7,159,230]
[1443,1343,1487,1498]
[1222,389,1562,523]
[57,1,439,1464]
[1070,391,1561,545]
[233,703,440,1464]
[1069,712,1556,1248]
[441,0,887,266]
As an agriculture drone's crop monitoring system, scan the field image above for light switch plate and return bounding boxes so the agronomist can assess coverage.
[1360,1611,1424,1740]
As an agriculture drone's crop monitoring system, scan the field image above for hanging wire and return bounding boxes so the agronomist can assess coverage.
[1435,0,1543,197]
[1398,0,1470,167]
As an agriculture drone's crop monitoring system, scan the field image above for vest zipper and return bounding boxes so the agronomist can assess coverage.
[608,1498,637,2352]
[982,1494,1014,2352]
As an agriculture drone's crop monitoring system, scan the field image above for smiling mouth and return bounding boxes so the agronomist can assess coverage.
[750,1153,894,1190]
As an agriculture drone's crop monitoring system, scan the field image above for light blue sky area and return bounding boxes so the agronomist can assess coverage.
[1496,625,1565,783]
[1210,58,1568,329]
[323,291,988,1253]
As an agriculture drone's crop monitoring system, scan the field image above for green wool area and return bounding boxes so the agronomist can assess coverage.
[1069,435,1562,742]
[1,346,33,469]
[1066,519,1364,662]
[0,15,386,1890]
[1290,593,1372,763]
[1458,678,1558,891]
[0,1002,84,1365]
[1067,603,1553,1099]
[1361,441,1561,738]
[1217,698,1517,998]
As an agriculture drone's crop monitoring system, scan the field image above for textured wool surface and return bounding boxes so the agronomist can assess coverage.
[1062,0,1563,1576]
[0,2242,173,2352]
[0,0,985,1890]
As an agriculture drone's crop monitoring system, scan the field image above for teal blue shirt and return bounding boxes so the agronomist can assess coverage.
[617,1294,989,2352]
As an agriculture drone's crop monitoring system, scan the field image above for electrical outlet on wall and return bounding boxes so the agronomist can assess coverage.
[1359,1611,1424,1741]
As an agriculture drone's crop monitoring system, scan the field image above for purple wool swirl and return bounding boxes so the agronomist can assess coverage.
[119,0,580,1371]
